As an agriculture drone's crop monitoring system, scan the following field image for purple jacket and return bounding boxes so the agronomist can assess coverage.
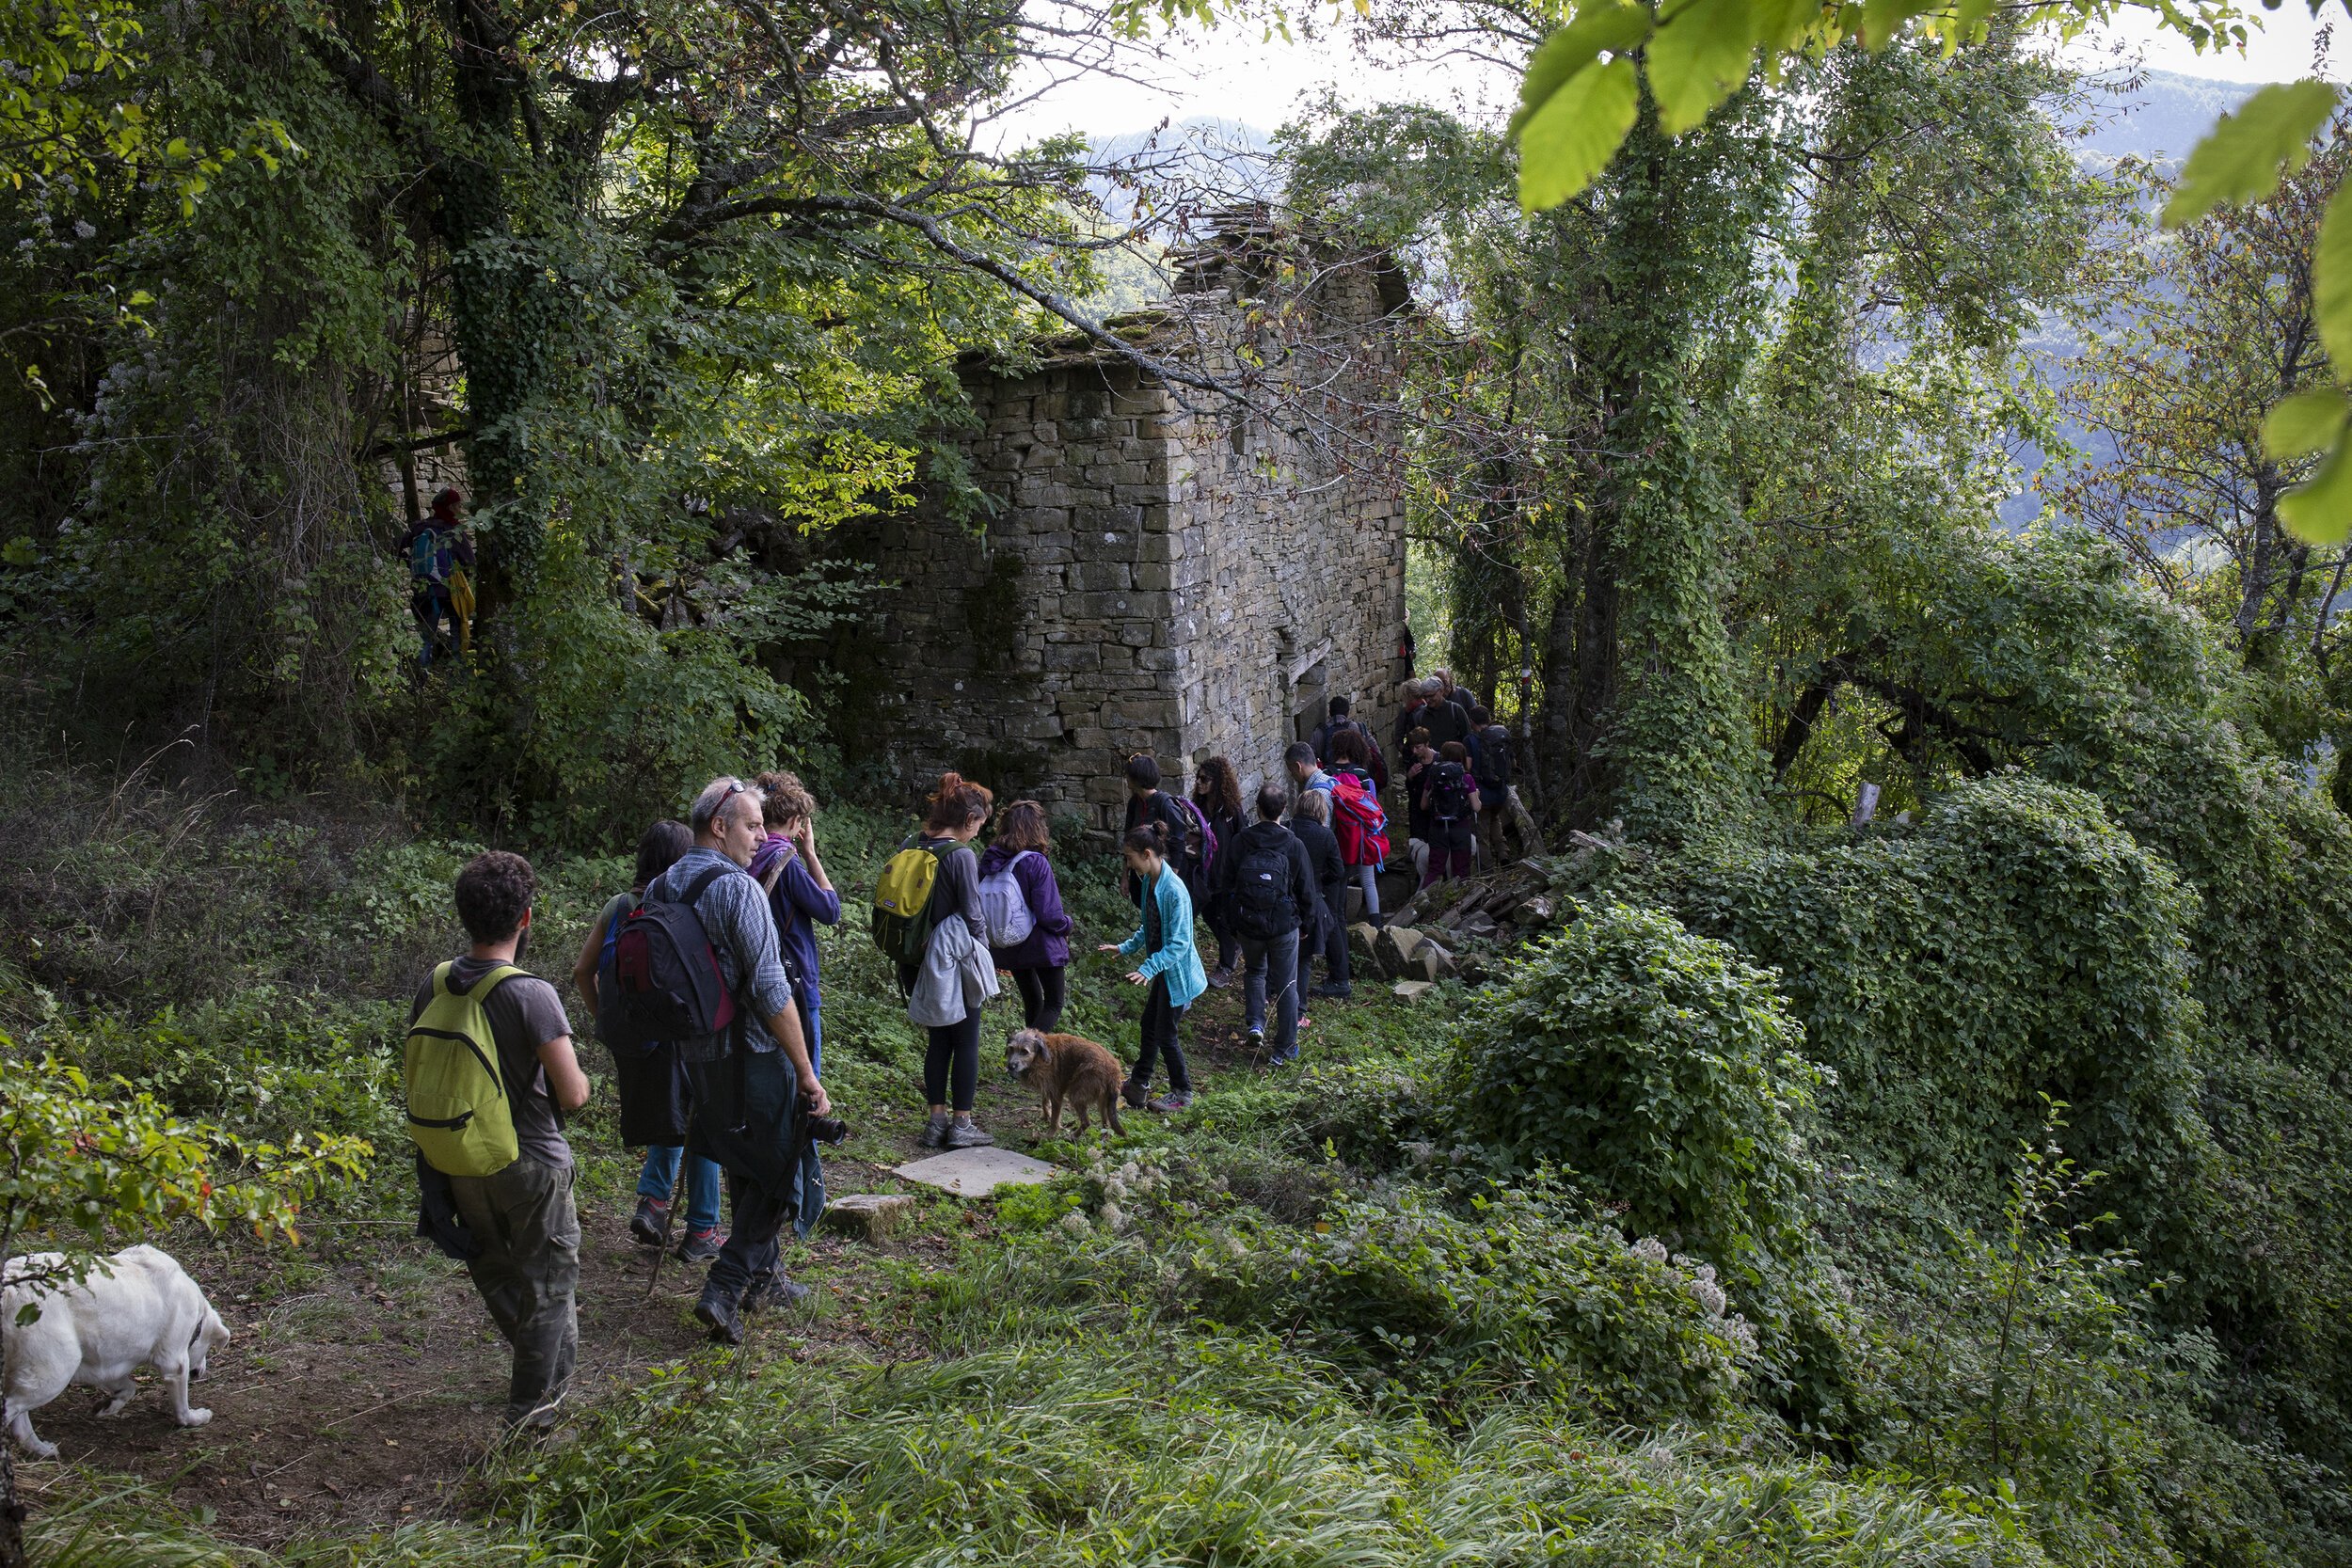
[747,834,842,1012]
[977,842,1072,970]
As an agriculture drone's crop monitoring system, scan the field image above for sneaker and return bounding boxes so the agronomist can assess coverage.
[1121,1079,1150,1110]
[741,1272,814,1315]
[1205,967,1236,990]
[693,1286,743,1346]
[1148,1092,1193,1113]
[1245,1026,1264,1053]
[1311,982,1353,1000]
[628,1196,671,1247]
[943,1119,996,1150]
[1269,1050,1301,1069]
[675,1227,723,1264]
[919,1113,949,1148]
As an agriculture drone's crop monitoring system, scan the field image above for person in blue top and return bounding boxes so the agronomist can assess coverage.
[747,771,841,1076]
[1098,820,1207,1113]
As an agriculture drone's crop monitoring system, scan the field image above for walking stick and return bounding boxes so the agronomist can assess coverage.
[644,1158,687,1300]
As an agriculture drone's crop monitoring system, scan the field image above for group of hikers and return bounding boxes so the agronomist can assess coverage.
[398,669,1519,1432]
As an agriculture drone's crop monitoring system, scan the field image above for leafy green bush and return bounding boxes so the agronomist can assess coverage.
[1446,902,1821,1273]
[1198,1179,1757,1423]
[23,986,405,1148]
[1655,775,2212,1266]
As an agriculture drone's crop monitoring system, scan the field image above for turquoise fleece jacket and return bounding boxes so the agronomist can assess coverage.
[1117,867,1208,1009]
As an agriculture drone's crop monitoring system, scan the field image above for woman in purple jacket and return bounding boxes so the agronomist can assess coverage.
[978,799,1073,1033]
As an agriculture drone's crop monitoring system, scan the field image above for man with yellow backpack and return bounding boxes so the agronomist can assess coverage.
[403,850,588,1433]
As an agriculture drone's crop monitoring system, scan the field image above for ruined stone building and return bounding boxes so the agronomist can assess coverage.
[837,227,1414,831]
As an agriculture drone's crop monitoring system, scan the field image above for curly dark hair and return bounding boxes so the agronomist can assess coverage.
[454,850,536,943]
[1191,755,1243,820]
[1329,727,1371,767]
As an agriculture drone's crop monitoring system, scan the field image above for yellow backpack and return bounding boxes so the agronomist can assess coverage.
[871,840,961,967]
[404,962,523,1177]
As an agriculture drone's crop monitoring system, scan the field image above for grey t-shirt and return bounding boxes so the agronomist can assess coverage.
[409,958,575,1170]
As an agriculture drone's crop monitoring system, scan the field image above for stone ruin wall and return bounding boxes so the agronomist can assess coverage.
[838,285,1408,832]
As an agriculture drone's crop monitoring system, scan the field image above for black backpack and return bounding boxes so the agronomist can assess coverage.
[599,864,742,1054]
[1431,761,1475,823]
[1475,727,1512,794]
[1231,833,1298,940]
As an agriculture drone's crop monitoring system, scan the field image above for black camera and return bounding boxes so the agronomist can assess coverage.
[803,1113,849,1145]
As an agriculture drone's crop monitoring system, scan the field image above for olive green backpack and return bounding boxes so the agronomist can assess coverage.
[404,962,524,1177]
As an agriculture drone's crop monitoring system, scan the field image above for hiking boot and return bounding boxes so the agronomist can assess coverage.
[741,1272,814,1315]
[919,1113,949,1149]
[675,1227,723,1264]
[1120,1079,1149,1111]
[1311,982,1353,1000]
[628,1196,670,1248]
[1205,967,1235,990]
[694,1286,744,1346]
[1148,1092,1193,1114]
[943,1119,995,1150]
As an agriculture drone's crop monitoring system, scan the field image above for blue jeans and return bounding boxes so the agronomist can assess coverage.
[637,1146,723,1233]
[1242,927,1301,1062]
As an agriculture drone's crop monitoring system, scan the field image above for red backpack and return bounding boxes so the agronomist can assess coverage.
[1329,769,1389,868]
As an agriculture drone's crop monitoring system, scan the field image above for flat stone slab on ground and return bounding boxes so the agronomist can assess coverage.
[1392,979,1437,1001]
[894,1148,1059,1197]
[822,1193,918,1241]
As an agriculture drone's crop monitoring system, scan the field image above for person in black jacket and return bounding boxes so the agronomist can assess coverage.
[1216,783,1324,1065]
[1190,756,1246,987]
[1289,788,1352,999]
[1120,752,1192,905]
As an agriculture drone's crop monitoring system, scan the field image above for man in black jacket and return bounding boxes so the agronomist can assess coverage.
[1217,784,1324,1065]
[1289,788,1352,999]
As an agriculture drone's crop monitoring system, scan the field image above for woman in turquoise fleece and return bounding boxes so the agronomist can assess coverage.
[1097,820,1208,1112]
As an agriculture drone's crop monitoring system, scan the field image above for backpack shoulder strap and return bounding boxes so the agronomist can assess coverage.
[431,959,456,999]
[675,863,737,907]
[761,848,793,895]
[462,962,527,1003]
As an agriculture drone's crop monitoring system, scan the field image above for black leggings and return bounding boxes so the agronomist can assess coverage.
[1010,966,1067,1033]
[923,1012,982,1113]
[1131,977,1191,1094]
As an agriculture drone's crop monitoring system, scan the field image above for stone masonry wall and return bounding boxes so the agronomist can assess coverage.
[837,283,1407,832]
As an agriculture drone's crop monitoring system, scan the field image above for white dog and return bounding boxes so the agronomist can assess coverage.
[3,1244,230,1458]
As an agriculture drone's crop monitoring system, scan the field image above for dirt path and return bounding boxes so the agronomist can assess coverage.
[14,987,1275,1551]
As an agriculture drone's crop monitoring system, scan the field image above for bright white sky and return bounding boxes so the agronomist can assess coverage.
[996,1,2336,144]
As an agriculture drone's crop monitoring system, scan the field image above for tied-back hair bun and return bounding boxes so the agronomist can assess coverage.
[1122,821,1168,857]
[924,770,994,832]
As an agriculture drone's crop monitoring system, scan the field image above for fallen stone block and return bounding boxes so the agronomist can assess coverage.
[1392,979,1437,1002]
[894,1148,1058,1197]
[1409,942,1456,983]
[1374,923,1425,977]
[1512,895,1554,927]
[822,1193,917,1242]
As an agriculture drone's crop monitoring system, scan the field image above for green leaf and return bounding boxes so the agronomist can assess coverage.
[2161,79,2337,229]
[1510,4,1651,140]
[2315,182,2352,372]
[1518,56,1641,213]
[1646,0,1759,135]
[2279,431,2352,545]
[1859,0,1942,49]
[2261,388,2349,461]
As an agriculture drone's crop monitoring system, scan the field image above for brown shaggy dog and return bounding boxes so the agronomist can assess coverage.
[1005,1028,1126,1136]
